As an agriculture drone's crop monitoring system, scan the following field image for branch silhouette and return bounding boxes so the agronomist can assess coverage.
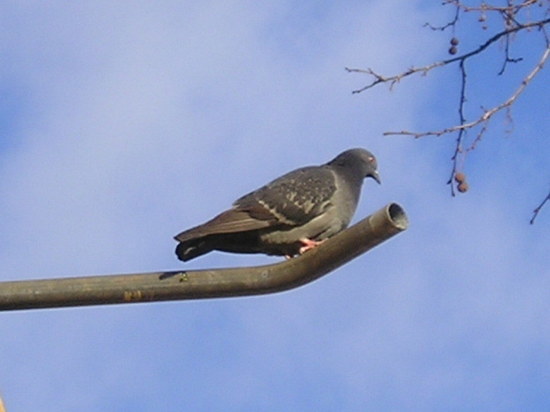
[347,1,549,218]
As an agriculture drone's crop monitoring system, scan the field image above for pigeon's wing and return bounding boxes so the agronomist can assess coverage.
[175,166,337,243]
[174,208,276,243]
[235,166,337,226]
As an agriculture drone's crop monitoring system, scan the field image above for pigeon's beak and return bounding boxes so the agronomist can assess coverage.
[371,171,381,184]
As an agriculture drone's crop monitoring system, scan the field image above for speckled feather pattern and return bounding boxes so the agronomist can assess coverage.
[235,166,337,225]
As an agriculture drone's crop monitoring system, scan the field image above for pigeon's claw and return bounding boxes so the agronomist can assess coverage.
[298,238,325,254]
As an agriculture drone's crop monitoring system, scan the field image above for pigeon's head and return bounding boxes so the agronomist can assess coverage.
[329,148,381,184]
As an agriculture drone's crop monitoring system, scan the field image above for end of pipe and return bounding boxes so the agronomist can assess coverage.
[386,202,408,230]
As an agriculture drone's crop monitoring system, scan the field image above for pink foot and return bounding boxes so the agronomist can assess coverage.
[298,238,325,254]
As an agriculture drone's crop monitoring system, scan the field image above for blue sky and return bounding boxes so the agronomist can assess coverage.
[1,1,549,411]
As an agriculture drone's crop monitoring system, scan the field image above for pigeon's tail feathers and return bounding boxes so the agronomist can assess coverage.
[174,208,274,243]
[174,208,276,261]
[175,238,214,262]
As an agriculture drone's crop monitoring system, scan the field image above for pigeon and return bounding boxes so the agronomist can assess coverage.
[174,148,381,262]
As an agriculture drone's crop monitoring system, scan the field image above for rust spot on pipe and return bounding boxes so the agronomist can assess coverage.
[123,290,143,302]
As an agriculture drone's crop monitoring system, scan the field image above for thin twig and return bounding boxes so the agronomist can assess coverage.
[498,33,524,75]
[530,190,550,224]
[424,2,460,31]
[447,60,469,195]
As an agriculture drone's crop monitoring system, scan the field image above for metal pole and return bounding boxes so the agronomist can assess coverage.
[0,203,408,311]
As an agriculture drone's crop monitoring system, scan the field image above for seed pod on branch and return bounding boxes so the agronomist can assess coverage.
[457,181,469,193]
[454,172,466,184]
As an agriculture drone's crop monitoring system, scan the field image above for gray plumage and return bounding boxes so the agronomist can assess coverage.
[175,148,381,261]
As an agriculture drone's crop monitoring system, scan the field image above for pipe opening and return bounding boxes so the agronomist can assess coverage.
[387,203,408,229]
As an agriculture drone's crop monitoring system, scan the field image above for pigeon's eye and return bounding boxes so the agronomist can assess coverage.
[369,156,375,163]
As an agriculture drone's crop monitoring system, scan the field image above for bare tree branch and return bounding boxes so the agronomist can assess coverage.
[347,1,550,216]
[447,0,541,15]
[345,18,550,94]
[383,41,550,196]
[382,45,550,139]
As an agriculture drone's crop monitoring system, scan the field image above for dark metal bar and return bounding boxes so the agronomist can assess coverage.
[0,203,408,311]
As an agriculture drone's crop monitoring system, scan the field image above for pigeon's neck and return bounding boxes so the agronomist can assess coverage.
[333,164,364,202]
[333,163,365,184]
